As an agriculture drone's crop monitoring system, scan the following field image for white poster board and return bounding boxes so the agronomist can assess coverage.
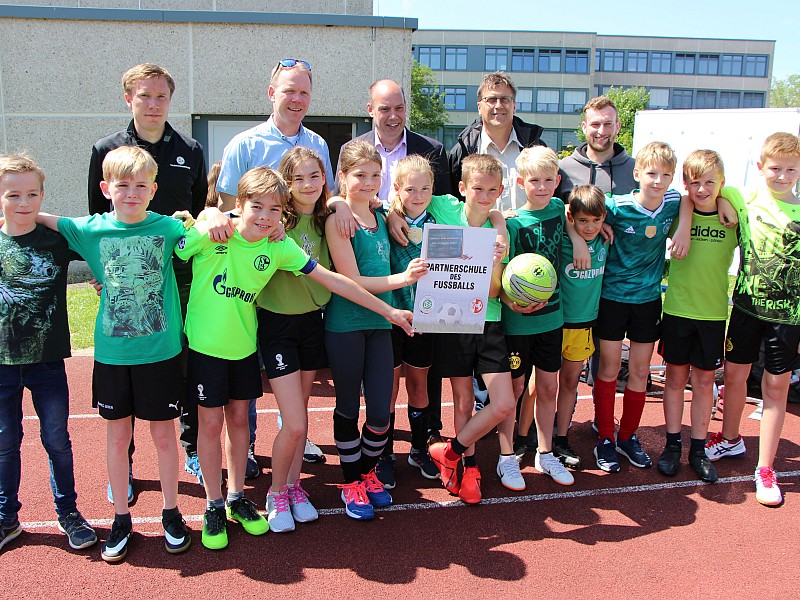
[412,224,496,334]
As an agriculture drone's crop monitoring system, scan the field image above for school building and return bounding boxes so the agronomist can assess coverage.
[411,30,775,152]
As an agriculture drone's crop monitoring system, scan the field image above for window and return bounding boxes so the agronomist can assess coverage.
[516,88,533,112]
[743,92,765,108]
[648,88,670,109]
[745,55,768,77]
[721,54,743,76]
[565,50,589,73]
[540,130,558,149]
[651,52,671,73]
[719,91,740,109]
[538,49,561,72]
[595,49,601,71]
[628,51,648,72]
[485,48,508,71]
[444,47,467,71]
[696,91,716,109]
[563,90,587,114]
[443,87,467,110]
[675,53,695,75]
[536,89,560,113]
[511,48,535,72]
[418,47,441,70]
[698,54,719,75]
[442,126,461,151]
[561,130,579,150]
[595,85,611,97]
[672,89,693,109]
[603,50,624,72]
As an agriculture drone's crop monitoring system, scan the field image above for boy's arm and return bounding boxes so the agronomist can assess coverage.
[668,195,693,259]
[387,207,410,247]
[327,196,357,239]
[564,219,591,270]
[306,263,414,335]
[35,211,62,232]
[716,194,738,228]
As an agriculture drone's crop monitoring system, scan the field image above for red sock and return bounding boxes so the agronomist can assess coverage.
[593,378,617,440]
[618,387,646,441]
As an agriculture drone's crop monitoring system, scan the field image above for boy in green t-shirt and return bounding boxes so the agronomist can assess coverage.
[177,165,413,548]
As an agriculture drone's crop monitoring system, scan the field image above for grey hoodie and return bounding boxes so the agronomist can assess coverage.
[555,142,636,202]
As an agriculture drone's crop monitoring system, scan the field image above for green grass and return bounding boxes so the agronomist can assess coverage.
[67,284,99,350]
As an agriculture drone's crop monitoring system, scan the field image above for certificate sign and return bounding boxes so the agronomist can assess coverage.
[413,224,496,333]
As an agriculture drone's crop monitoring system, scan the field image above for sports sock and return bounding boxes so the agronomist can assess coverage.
[207,497,225,510]
[450,437,468,457]
[666,431,682,447]
[408,404,429,451]
[333,412,362,483]
[463,455,477,467]
[554,435,568,446]
[690,437,706,453]
[162,506,180,520]
[226,490,243,504]
[382,411,396,456]
[593,377,618,440]
[114,512,132,527]
[515,434,528,448]
[618,387,646,442]
[360,421,390,474]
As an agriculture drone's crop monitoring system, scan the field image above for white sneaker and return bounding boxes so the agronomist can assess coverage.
[303,438,326,463]
[535,451,575,486]
[754,466,782,506]
[266,487,295,533]
[705,432,746,462]
[287,479,319,523]
[496,455,526,491]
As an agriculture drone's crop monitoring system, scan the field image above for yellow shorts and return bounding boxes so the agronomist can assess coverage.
[561,327,594,362]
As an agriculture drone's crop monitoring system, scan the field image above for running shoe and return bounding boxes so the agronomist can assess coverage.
[266,487,295,533]
[184,453,204,486]
[361,469,392,508]
[429,441,460,494]
[497,455,526,491]
[57,511,97,550]
[754,466,782,506]
[535,451,575,486]
[705,432,746,462]
[408,450,440,480]
[202,506,228,550]
[226,497,269,535]
[246,443,260,479]
[163,511,191,554]
[459,466,482,504]
[338,481,374,521]
[101,519,132,563]
[616,434,652,468]
[594,438,621,473]
[0,520,22,551]
[288,479,319,523]
[303,438,326,463]
[375,454,397,489]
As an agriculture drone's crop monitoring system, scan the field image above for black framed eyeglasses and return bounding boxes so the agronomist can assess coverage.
[278,58,312,71]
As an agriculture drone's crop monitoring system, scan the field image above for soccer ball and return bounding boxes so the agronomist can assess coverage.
[502,253,557,307]
[436,302,463,326]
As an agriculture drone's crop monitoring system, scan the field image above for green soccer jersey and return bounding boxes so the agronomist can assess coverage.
[256,214,331,315]
[176,222,311,359]
[602,189,682,304]
[325,210,393,333]
[390,211,436,311]
[560,234,608,326]
[664,187,744,321]
[733,185,800,325]
[58,212,186,365]
[502,199,565,335]
[427,194,501,322]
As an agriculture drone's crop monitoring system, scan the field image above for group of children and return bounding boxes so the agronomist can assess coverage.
[1,125,798,562]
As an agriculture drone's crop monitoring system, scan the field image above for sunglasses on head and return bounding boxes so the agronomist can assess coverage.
[278,58,312,71]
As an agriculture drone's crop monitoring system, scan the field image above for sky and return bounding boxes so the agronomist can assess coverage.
[375,0,798,80]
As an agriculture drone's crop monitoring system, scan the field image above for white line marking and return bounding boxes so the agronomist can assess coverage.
[21,470,800,530]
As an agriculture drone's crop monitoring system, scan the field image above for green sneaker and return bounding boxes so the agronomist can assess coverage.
[226,497,269,536]
[201,506,228,550]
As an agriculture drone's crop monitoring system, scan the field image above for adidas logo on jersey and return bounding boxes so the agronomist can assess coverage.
[624,226,636,234]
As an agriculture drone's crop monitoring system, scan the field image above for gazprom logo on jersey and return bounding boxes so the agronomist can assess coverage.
[213,269,256,302]
[564,263,605,279]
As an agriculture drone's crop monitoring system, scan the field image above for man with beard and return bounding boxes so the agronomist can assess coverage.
[555,96,636,202]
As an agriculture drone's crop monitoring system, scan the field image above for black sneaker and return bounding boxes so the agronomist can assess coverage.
[0,520,22,551]
[689,449,719,483]
[616,434,652,468]
[375,454,397,489]
[594,438,621,473]
[513,441,529,463]
[57,511,97,550]
[553,439,582,469]
[408,450,441,479]
[245,443,260,479]
[101,519,132,563]
[657,444,682,476]
[163,511,191,554]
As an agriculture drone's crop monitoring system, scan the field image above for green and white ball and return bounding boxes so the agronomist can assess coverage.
[502,253,557,307]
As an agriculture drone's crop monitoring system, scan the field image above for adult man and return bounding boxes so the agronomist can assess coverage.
[449,72,545,211]
[555,96,636,201]
[88,63,208,498]
[217,59,334,203]
[337,79,450,203]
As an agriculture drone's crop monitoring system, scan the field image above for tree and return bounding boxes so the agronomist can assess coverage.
[576,86,649,154]
[410,60,449,133]
[770,74,800,108]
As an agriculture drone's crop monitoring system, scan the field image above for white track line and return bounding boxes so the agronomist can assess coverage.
[20,469,800,531]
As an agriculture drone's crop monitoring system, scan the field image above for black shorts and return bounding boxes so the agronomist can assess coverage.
[595,297,662,343]
[725,307,800,375]
[92,354,184,421]
[257,308,327,379]
[507,327,563,378]
[391,325,435,369]
[658,314,725,371]
[186,350,263,408]
[435,321,510,378]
